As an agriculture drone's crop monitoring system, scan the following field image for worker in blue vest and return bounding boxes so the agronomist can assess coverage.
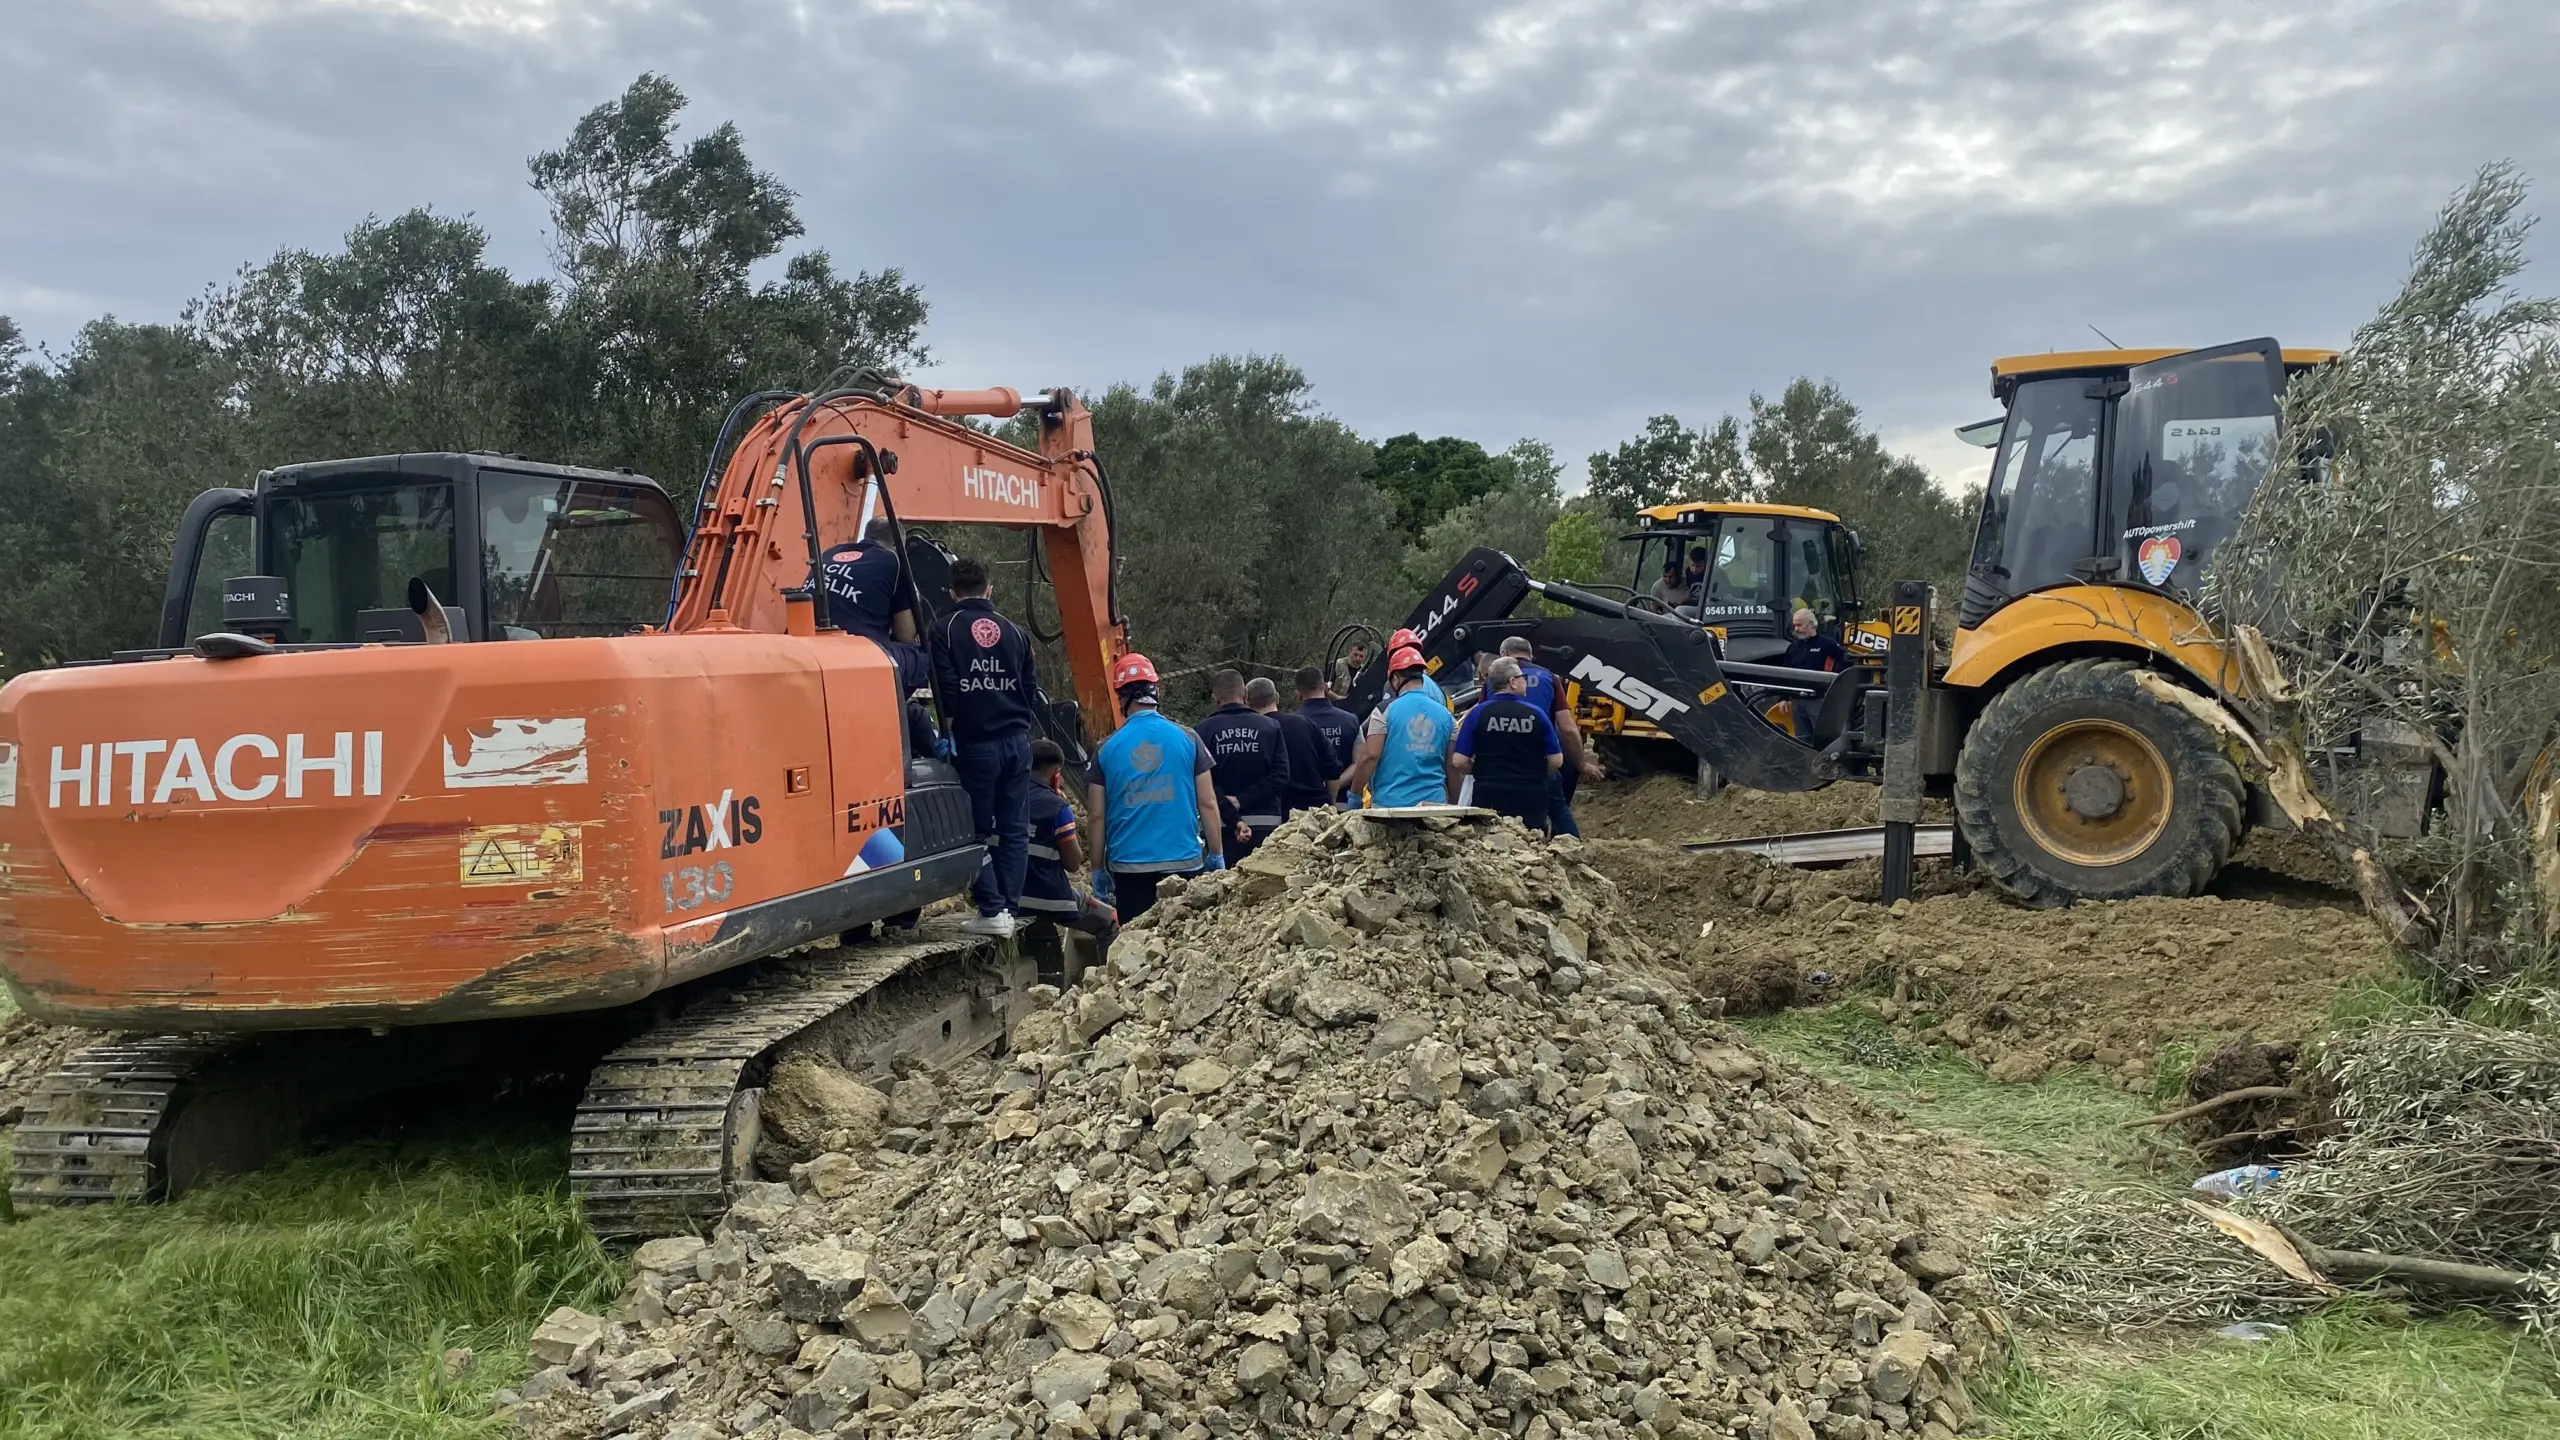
[929,557,1036,937]
[1337,645,1454,807]
[1087,653,1228,924]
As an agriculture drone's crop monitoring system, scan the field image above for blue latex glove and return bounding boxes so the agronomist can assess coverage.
[1091,868,1115,902]
[933,734,956,762]
[1200,852,1226,872]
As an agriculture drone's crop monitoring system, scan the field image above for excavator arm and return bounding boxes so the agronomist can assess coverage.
[670,381,1127,736]
[1352,547,1852,792]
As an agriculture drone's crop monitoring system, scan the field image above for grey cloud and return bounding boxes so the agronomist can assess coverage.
[2,0,2553,490]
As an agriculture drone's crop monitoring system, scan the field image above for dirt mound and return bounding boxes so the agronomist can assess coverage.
[1578,842,1984,1019]
[1868,889,2387,1088]
[516,809,2012,1440]
[1574,776,1947,848]
[1577,810,2385,1088]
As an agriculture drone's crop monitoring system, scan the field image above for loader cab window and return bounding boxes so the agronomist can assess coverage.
[263,483,458,646]
[1788,524,1850,623]
[479,474,682,640]
[1965,378,2103,624]
[2107,343,2284,595]
[1704,517,1779,613]
[1632,533,1706,608]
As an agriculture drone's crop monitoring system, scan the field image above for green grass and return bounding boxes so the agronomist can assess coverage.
[1742,1005,2170,1181]
[0,1130,621,1440]
[1748,1004,2560,1438]
[1986,1305,2560,1440]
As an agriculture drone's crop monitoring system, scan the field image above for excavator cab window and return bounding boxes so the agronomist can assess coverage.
[264,482,459,646]
[181,509,256,639]
[479,474,682,640]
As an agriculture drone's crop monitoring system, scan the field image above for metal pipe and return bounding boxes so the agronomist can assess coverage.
[910,386,1042,418]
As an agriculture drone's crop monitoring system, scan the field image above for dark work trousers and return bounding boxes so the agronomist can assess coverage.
[1480,783,1554,836]
[1112,867,1201,927]
[958,734,1032,916]
[1547,771,1581,838]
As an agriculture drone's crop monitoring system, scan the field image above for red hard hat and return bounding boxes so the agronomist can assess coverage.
[1113,652,1160,687]
[1389,628,1422,651]
[1389,646,1426,673]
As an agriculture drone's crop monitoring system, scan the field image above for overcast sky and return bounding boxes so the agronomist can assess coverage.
[5,0,2555,494]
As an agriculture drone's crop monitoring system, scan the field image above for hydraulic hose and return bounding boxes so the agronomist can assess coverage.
[668,388,797,624]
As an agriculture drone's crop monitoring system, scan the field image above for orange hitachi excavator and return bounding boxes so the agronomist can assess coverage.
[1,376,1127,1234]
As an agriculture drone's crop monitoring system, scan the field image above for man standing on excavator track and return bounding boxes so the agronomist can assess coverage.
[821,517,928,704]
[932,557,1037,937]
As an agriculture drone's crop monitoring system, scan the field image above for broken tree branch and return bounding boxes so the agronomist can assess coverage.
[2119,1085,2299,1129]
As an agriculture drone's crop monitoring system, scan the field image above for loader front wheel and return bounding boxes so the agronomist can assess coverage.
[1954,659,2243,906]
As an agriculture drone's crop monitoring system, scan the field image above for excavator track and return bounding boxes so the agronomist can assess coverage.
[570,922,1034,1238]
[10,1034,241,1208]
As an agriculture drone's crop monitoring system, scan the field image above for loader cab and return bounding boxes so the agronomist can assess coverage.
[1623,503,1865,663]
[159,453,683,650]
[1956,340,2338,630]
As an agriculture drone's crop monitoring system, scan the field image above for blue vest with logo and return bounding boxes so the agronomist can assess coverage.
[1095,709,1207,872]
[1371,688,1454,808]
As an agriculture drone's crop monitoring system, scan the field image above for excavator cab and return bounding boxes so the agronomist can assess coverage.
[156,453,683,651]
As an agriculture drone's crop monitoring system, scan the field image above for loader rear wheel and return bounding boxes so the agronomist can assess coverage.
[1954,659,2243,906]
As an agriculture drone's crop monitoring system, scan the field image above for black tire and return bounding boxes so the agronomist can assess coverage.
[1954,658,2244,906]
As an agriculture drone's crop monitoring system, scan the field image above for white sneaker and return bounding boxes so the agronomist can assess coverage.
[960,911,1017,938]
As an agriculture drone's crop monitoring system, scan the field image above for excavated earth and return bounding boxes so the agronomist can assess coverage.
[1575,782,2388,1087]
[0,1000,87,1156]
[515,808,2016,1440]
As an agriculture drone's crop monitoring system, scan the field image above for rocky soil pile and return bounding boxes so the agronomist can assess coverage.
[516,808,2010,1440]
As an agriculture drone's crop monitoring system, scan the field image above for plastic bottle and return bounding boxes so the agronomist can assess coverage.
[2191,1164,2281,1199]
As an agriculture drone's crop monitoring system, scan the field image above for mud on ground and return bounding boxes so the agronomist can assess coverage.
[0,1003,90,1151]
[1573,772,1953,847]
[1578,780,2390,1090]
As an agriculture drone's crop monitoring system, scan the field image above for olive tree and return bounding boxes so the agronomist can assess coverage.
[2214,164,2560,983]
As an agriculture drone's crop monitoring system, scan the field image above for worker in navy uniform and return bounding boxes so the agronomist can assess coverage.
[1449,656,1563,833]
[1194,668,1292,863]
[1288,666,1355,811]
[1779,606,1850,738]
[820,518,926,698]
[1496,636,1602,836]
[1019,739,1118,943]
[929,557,1038,937]
[1249,676,1334,819]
